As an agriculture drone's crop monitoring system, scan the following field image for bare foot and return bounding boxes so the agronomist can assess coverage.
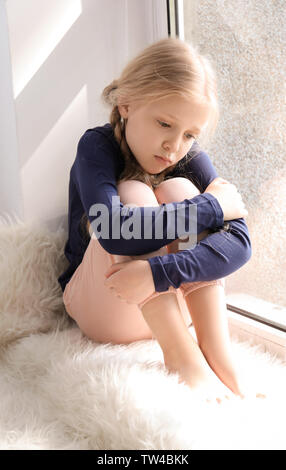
[236,381,267,400]
[163,351,238,404]
[202,369,267,401]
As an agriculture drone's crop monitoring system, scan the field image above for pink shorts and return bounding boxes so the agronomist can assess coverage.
[63,236,225,343]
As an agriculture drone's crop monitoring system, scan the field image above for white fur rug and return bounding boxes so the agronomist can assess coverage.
[0,214,285,450]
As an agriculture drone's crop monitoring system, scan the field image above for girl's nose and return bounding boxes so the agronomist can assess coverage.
[162,137,180,155]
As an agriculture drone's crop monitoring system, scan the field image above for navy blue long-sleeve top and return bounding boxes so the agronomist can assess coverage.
[58,123,251,293]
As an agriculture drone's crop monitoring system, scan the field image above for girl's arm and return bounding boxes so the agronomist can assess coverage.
[147,218,251,291]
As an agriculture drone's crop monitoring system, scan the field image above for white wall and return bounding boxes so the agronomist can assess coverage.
[1,0,168,232]
[0,0,23,220]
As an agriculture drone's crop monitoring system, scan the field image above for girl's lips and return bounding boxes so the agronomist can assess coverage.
[155,155,170,165]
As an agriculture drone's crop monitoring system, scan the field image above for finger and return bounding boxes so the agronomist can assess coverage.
[108,285,120,298]
[104,263,123,278]
[104,279,114,288]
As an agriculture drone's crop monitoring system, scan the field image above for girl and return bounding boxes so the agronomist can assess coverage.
[59,37,253,403]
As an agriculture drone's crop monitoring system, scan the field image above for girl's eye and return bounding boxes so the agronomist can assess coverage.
[158,120,170,128]
[158,121,195,140]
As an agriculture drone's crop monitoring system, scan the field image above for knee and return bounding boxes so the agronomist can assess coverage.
[117,180,159,207]
[117,179,167,259]
[154,177,201,204]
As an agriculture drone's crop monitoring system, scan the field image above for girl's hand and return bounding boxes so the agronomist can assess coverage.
[104,259,155,305]
[204,177,248,221]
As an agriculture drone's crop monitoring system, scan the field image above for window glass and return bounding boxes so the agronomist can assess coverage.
[181,0,286,319]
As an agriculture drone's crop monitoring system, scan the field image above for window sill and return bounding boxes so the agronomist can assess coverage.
[226,293,286,360]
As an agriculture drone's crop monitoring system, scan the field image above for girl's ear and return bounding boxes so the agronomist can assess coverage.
[118,104,129,119]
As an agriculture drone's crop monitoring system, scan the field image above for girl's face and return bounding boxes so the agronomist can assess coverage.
[118,95,210,174]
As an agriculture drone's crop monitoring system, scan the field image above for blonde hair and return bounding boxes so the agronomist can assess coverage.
[82,37,219,240]
[103,37,218,180]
